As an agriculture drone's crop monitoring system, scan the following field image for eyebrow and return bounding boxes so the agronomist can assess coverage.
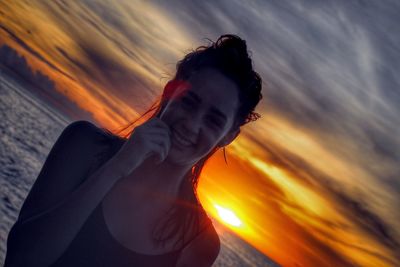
[187,91,228,122]
[187,91,201,103]
[210,107,228,123]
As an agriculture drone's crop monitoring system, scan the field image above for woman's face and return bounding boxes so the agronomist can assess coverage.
[160,68,240,166]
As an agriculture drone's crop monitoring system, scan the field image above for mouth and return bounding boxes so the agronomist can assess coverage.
[172,129,195,147]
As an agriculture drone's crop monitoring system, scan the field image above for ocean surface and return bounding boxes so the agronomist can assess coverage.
[0,69,279,266]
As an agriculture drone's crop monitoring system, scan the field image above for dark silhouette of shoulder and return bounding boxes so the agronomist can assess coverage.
[16,120,110,225]
[55,120,104,145]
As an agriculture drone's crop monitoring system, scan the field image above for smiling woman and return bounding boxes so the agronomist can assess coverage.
[4,34,262,267]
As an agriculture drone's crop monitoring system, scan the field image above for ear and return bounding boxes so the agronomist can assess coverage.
[218,128,240,147]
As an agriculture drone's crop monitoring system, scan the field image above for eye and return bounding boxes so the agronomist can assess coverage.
[206,116,223,129]
[180,97,196,109]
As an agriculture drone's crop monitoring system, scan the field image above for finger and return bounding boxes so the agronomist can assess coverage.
[148,142,167,163]
[131,127,170,143]
[139,128,171,137]
[146,117,168,126]
[148,118,172,132]
[140,124,171,139]
[152,136,171,161]
[145,131,171,147]
[154,133,171,161]
[145,130,170,149]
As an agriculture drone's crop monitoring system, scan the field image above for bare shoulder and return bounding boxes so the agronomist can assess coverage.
[44,120,107,167]
[60,120,104,142]
[53,120,112,158]
[16,120,109,224]
[61,120,121,155]
[176,218,221,267]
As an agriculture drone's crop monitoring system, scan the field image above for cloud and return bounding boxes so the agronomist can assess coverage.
[3,0,399,265]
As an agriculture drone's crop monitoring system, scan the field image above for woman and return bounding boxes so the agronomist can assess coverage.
[5,34,262,267]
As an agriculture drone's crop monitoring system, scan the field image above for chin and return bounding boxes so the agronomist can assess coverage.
[164,148,197,166]
[166,148,214,168]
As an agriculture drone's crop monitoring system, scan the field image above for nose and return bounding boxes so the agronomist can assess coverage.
[180,113,202,141]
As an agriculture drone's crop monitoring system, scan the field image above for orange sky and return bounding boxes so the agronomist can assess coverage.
[1,1,399,266]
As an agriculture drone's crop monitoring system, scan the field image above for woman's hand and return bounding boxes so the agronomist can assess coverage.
[113,117,171,176]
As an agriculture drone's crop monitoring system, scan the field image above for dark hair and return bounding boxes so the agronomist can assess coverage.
[95,34,262,250]
[164,34,262,129]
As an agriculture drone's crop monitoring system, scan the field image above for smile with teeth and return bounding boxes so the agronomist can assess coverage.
[172,129,195,147]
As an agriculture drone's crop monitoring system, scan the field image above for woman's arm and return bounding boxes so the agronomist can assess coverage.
[4,121,134,267]
[5,117,171,267]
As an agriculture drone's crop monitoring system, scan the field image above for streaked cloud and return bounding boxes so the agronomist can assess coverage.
[1,0,399,266]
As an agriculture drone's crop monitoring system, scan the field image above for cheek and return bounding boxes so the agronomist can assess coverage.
[160,103,183,123]
[197,131,223,151]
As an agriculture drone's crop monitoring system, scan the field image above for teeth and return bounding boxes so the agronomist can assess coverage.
[174,130,193,146]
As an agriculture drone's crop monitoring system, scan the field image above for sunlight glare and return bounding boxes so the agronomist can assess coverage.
[214,204,243,227]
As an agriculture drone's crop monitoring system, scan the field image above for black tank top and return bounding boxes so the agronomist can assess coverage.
[50,200,204,267]
[51,133,211,266]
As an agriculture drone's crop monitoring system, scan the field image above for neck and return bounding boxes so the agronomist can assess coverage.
[125,157,192,200]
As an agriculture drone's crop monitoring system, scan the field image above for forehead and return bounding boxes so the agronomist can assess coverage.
[186,68,239,117]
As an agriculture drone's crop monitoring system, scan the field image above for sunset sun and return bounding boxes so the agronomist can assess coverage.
[214,204,243,227]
